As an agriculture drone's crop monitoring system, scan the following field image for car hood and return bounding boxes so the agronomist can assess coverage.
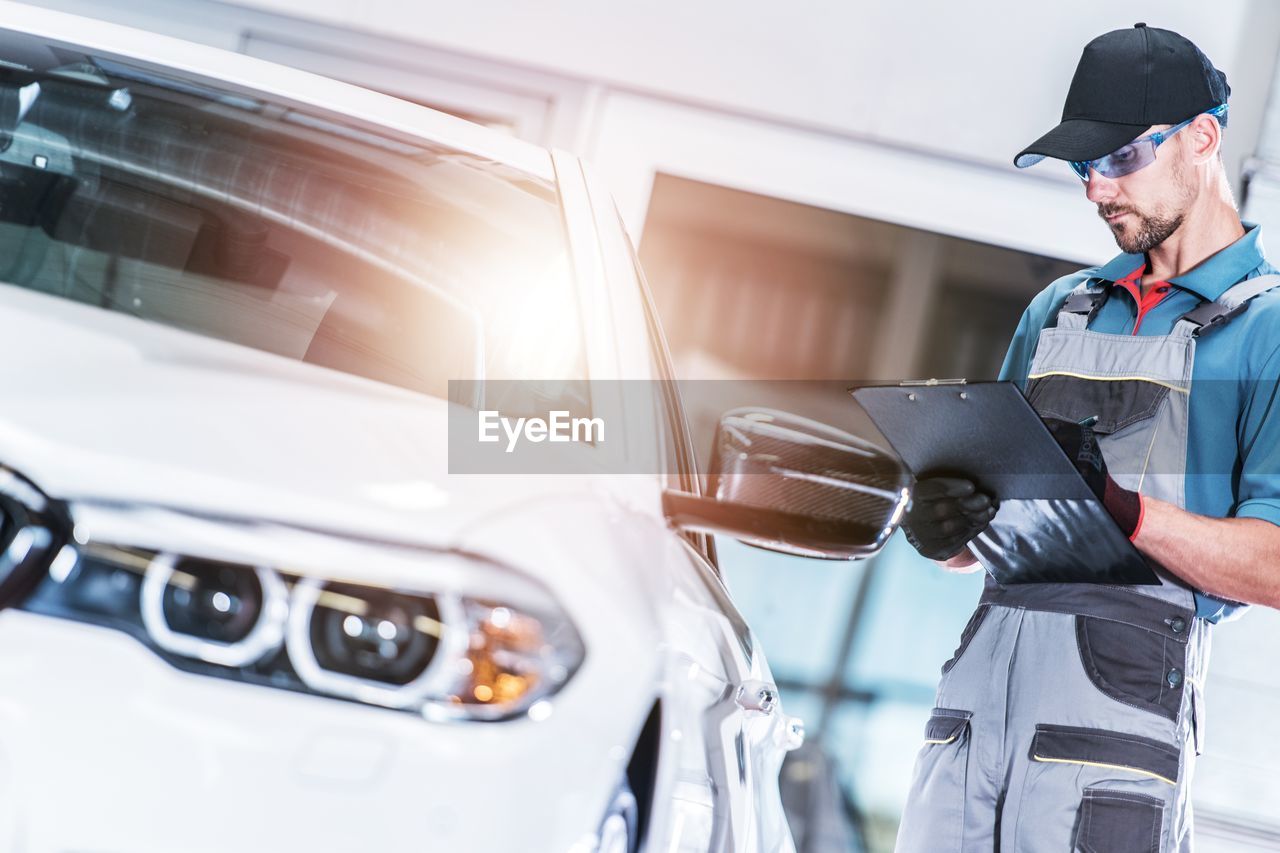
[0,284,660,545]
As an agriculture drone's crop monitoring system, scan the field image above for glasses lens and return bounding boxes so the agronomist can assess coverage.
[1097,141,1155,179]
[1069,160,1090,181]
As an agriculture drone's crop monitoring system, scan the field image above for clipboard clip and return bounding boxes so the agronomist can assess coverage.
[899,378,968,386]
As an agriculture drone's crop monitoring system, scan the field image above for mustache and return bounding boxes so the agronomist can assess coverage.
[1097,204,1137,219]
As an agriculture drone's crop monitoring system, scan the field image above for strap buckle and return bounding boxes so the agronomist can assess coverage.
[1178,300,1249,337]
[1061,287,1109,325]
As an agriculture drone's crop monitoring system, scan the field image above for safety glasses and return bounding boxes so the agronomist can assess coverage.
[1070,103,1228,182]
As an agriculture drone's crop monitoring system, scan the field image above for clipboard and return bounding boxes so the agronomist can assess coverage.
[851,380,1159,585]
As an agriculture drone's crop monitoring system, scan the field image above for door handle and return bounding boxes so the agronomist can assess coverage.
[735,680,778,714]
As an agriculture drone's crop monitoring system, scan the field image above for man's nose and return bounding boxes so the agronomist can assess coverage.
[1084,169,1119,203]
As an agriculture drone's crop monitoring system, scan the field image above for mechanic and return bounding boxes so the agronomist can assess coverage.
[894,24,1280,853]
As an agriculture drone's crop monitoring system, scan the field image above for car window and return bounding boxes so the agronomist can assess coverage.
[600,210,700,491]
[595,204,719,561]
[0,30,587,416]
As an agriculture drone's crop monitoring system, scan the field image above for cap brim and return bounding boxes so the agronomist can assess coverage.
[1014,118,1150,169]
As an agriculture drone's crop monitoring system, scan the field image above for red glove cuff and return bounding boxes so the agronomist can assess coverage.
[1101,476,1143,540]
[1128,493,1146,543]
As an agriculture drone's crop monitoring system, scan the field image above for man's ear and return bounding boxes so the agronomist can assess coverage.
[1186,112,1222,164]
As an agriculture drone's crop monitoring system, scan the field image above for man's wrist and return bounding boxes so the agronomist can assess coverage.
[934,546,980,571]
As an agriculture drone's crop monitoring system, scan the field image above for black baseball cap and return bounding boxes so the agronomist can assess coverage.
[1015,23,1230,168]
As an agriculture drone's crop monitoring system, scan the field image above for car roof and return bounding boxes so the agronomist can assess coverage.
[0,0,555,181]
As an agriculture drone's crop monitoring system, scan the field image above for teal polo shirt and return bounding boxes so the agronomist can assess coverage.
[998,223,1280,622]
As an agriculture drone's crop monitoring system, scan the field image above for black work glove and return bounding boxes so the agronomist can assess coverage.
[1043,417,1144,540]
[901,476,998,561]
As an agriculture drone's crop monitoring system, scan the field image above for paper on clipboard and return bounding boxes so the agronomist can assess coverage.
[851,380,1159,585]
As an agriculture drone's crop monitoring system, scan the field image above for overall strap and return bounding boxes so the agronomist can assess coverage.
[1054,278,1110,331]
[1172,273,1280,338]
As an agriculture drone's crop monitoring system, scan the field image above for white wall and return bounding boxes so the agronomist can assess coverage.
[32,0,1280,264]
[226,0,1277,182]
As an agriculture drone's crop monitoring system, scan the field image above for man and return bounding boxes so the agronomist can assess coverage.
[895,24,1280,853]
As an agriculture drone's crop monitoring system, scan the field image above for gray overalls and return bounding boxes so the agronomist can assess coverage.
[894,272,1280,852]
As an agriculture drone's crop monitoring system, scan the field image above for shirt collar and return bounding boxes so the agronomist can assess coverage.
[1095,222,1266,302]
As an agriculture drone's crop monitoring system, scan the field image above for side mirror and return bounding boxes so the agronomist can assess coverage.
[663,408,910,559]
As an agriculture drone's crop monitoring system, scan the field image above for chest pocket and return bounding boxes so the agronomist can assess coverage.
[1026,374,1170,436]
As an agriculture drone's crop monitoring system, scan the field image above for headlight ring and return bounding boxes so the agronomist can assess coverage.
[140,553,289,669]
[286,577,468,711]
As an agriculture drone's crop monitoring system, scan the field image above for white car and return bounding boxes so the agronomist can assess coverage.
[0,5,908,852]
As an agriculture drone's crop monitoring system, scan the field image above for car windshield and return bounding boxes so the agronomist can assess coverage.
[0,30,587,407]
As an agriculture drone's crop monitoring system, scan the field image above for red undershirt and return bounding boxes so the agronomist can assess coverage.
[1113,264,1173,335]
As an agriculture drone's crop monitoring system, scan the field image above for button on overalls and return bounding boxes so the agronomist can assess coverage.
[894,272,1280,852]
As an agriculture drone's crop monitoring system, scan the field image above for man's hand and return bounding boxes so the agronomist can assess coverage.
[1043,417,1143,540]
[902,476,998,561]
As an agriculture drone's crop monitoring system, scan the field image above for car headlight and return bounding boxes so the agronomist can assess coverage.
[19,537,584,722]
[0,467,69,610]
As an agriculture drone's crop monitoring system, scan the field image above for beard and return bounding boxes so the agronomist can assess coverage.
[1098,203,1184,254]
[1097,158,1194,254]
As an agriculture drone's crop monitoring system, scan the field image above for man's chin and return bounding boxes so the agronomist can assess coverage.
[1108,225,1137,253]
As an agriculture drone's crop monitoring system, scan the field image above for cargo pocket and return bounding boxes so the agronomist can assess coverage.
[1074,788,1163,853]
[894,709,971,853]
[1015,725,1176,852]
[1026,374,1170,435]
[1076,615,1186,721]
[1032,724,1180,786]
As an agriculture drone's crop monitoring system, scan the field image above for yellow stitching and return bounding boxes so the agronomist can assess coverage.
[1027,371,1190,394]
[1032,754,1176,786]
[923,735,958,745]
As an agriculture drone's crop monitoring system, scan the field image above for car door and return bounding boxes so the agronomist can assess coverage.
[573,154,800,851]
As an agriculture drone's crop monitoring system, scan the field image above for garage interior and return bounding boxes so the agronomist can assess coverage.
[27,1,1280,849]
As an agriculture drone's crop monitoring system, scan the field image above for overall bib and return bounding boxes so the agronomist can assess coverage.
[894,272,1280,853]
